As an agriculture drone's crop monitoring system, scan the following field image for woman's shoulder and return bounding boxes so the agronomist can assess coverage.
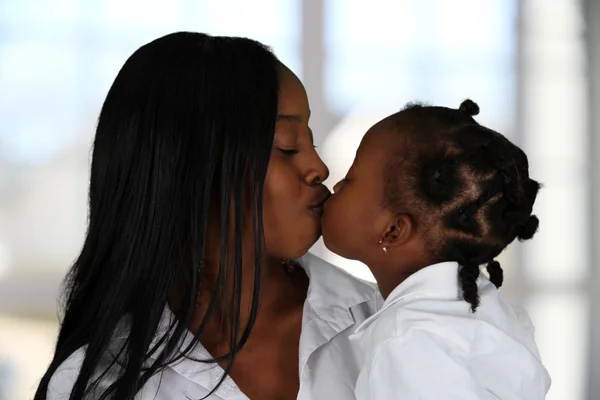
[46,347,86,399]
[46,340,126,400]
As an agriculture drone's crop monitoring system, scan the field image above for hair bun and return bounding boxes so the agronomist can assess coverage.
[517,215,539,241]
[459,99,480,116]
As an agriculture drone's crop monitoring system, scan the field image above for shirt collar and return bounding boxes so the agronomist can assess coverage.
[155,308,244,398]
[139,252,381,347]
[134,252,378,342]
[387,261,463,301]
[353,261,481,336]
[297,252,380,326]
[295,252,381,374]
[112,253,380,397]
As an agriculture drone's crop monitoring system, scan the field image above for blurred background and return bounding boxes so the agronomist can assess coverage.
[0,0,598,398]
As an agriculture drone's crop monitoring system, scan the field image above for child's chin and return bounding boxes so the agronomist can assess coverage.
[320,229,334,251]
[321,217,349,257]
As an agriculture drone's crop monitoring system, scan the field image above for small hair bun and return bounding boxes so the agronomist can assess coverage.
[459,99,480,116]
[517,215,539,241]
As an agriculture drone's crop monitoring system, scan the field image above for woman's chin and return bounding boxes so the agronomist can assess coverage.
[277,233,319,261]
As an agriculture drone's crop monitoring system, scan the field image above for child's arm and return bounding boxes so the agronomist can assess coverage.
[356,329,495,400]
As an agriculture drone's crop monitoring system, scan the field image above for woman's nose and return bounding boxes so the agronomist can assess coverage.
[305,156,330,186]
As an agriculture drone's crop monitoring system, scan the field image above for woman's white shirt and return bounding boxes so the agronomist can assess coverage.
[47,253,381,399]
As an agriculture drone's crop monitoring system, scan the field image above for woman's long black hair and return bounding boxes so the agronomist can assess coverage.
[34,32,280,400]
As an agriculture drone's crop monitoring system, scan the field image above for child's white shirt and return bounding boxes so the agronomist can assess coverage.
[350,261,551,400]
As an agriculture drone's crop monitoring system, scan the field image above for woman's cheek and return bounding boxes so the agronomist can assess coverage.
[264,159,299,197]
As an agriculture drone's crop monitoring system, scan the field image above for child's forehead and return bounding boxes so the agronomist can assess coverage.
[357,123,409,159]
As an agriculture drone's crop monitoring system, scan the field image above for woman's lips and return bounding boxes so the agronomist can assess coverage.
[308,188,331,215]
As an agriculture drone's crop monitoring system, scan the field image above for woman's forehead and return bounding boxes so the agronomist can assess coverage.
[277,69,310,119]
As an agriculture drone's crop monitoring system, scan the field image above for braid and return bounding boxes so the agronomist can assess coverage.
[383,99,541,312]
[486,260,503,288]
[459,262,480,312]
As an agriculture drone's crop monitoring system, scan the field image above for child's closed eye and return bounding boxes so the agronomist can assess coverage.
[333,178,350,193]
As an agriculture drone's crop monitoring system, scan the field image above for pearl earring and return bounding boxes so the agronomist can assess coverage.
[382,246,388,254]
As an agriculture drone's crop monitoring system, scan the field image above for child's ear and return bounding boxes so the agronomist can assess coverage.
[379,214,415,248]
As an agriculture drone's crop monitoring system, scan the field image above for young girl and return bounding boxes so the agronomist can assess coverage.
[322,100,551,400]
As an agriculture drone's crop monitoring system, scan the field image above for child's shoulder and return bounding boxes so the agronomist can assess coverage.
[369,295,471,342]
[364,287,537,355]
[364,292,474,332]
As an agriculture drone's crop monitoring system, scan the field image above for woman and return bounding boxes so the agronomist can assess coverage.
[35,32,379,400]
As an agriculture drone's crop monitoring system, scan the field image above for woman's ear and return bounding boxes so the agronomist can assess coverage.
[378,214,415,249]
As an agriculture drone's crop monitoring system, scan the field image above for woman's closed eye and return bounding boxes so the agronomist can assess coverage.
[277,143,318,156]
[277,148,299,156]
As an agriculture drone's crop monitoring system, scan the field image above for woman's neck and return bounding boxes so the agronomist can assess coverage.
[189,256,307,346]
